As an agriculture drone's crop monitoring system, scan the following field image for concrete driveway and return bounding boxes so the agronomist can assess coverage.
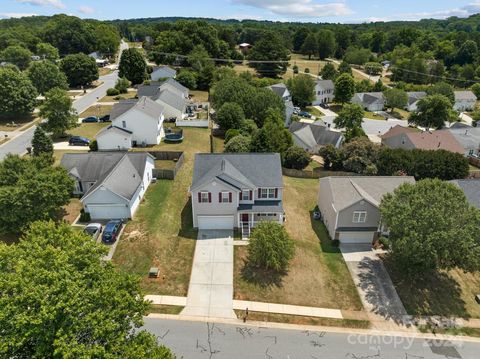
[181,230,236,319]
[340,244,413,331]
[53,142,90,151]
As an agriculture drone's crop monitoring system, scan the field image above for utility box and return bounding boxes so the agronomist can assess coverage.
[149,267,160,278]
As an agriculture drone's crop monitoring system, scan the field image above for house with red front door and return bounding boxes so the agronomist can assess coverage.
[190,153,284,237]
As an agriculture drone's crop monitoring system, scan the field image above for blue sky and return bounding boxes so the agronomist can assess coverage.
[2,0,480,23]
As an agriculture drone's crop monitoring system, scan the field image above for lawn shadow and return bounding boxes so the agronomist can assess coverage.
[383,255,470,319]
[309,209,341,254]
[178,197,197,240]
[240,258,286,288]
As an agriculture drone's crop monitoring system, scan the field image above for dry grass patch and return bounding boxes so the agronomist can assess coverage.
[79,105,113,118]
[67,122,109,140]
[60,198,83,224]
[234,177,362,311]
[99,91,137,103]
[190,90,209,103]
[0,114,36,132]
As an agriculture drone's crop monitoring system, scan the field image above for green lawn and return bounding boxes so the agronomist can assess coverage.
[212,135,225,153]
[79,105,113,118]
[234,176,363,311]
[98,91,137,103]
[113,127,210,296]
[305,106,324,118]
[67,122,110,140]
[364,111,385,120]
[190,90,209,103]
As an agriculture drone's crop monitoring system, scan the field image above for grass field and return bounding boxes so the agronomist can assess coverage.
[385,258,480,319]
[364,111,385,120]
[67,122,110,140]
[0,114,36,132]
[113,128,210,295]
[99,91,137,103]
[99,67,114,76]
[212,135,225,153]
[79,105,113,118]
[190,90,209,103]
[234,176,363,311]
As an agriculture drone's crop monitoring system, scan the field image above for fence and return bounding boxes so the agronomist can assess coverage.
[175,119,209,128]
[282,167,357,179]
[148,151,185,180]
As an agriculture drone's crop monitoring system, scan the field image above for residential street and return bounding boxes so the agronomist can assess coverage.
[143,316,480,358]
[0,40,128,161]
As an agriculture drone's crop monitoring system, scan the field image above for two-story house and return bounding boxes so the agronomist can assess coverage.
[312,79,335,105]
[267,83,295,127]
[190,153,284,237]
[96,97,165,150]
[318,176,415,244]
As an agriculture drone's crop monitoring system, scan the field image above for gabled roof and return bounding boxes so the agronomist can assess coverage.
[447,127,480,150]
[159,78,188,94]
[455,91,477,101]
[406,91,427,106]
[151,65,176,77]
[110,97,164,122]
[323,176,415,211]
[137,83,161,98]
[96,125,133,138]
[60,152,153,201]
[290,122,343,149]
[315,79,334,91]
[155,89,186,112]
[191,153,283,191]
[381,125,416,139]
[450,179,480,209]
[352,92,385,105]
[268,83,289,98]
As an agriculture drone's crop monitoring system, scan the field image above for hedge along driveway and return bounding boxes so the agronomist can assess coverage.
[112,128,210,296]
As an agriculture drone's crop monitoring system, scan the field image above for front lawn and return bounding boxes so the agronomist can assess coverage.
[98,91,137,103]
[386,258,480,319]
[305,106,324,118]
[59,198,83,224]
[79,105,113,118]
[234,176,363,311]
[113,127,210,295]
[212,135,225,153]
[67,122,110,140]
[364,111,385,120]
[0,114,36,132]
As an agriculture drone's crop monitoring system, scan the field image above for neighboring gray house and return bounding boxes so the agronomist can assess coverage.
[312,79,334,105]
[351,92,385,112]
[447,127,480,157]
[267,83,294,127]
[450,179,480,208]
[137,81,188,120]
[405,91,427,112]
[318,176,415,244]
[138,78,189,99]
[289,122,343,152]
[190,153,284,237]
[151,66,177,81]
[454,91,477,112]
[61,152,154,220]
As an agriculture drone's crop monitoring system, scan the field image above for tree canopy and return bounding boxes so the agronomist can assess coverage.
[248,32,289,78]
[334,73,355,104]
[0,67,37,119]
[60,53,99,87]
[40,88,78,137]
[27,60,68,94]
[409,94,456,129]
[119,48,147,85]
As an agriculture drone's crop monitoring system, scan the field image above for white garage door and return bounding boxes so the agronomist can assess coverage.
[87,204,130,220]
[197,216,234,230]
[338,231,374,244]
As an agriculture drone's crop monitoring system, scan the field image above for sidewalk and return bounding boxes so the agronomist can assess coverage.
[233,300,343,319]
[145,295,187,306]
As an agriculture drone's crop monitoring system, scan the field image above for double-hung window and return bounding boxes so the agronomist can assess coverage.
[260,188,276,199]
[242,190,250,201]
[353,211,367,223]
[199,191,209,203]
[220,192,230,203]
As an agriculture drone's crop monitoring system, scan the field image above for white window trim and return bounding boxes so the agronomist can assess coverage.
[353,211,367,223]
[260,188,276,199]
[200,191,209,203]
[241,190,250,201]
[220,191,230,203]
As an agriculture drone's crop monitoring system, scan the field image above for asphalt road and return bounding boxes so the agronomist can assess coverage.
[0,41,128,161]
[143,317,480,359]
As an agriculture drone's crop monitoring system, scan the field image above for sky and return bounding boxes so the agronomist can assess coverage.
[2,0,480,23]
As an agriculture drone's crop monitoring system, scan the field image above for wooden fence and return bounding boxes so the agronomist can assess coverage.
[149,151,185,180]
[282,167,357,179]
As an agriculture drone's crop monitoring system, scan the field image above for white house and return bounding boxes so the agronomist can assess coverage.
[154,88,187,120]
[96,97,164,150]
[454,91,477,112]
[151,66,177,81]
[312,79,335,105]
[190,153,284,237]
[60,152,154,220]
[351,92,385,112]
[267,83,294,127]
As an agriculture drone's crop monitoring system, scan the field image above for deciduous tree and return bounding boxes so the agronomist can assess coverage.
[334,73,355,104]
[384,88,408,112]
[0,67,37,119]
[27,61,68,94]
[61,53,99,87]
[40,88,78,137]
[283,146,310,170]
[409,94,456,129]
[248,32,289,78]
[215,102,245,130]
[287,74,315,107]
[1,45,32,70]
[31,126,53,158]
[119,48,147,85]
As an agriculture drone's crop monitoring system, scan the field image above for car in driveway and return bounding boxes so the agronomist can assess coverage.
[82,116,98,123]
[99,114,111,122]
[298,111,312,118]
[69,136,90,146]
[83,223,102,241]
[101,219,123,244]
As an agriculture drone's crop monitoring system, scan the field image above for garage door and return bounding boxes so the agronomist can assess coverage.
[197,216,234,230]
[87,204,130,220]
[338,231,374,244]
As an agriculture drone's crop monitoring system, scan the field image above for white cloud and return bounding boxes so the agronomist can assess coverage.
[232,0,352,18]
[78,6,94,15]
[15,0,65,9]
[0,12,37,19]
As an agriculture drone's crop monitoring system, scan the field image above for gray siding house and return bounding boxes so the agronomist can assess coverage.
[190,153,284,237]
[351,92,385,112]
[312,79,334,105]
[151,66,177,81]
[289,122,343,152]
[318,176,415,244]
[454,91,477,112]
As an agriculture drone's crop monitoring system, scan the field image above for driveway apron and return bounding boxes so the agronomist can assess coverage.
[181,230,236,319]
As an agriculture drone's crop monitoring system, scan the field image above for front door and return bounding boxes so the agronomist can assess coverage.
[241,213,249,223]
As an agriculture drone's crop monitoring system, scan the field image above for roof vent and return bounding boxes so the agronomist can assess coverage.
[221,159,225,171]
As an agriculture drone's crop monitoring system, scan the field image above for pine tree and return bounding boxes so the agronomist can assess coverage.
[31,126,53,158]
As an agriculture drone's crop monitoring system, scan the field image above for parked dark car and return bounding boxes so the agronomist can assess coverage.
[69,136,90,146]
[298,111,312,118]
[320,103,329,109]
[82,116,98,123]
[99,114,111,122]
[101,219,123,244]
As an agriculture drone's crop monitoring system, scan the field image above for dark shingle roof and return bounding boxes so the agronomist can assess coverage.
[450,179,480,209]
[191,153,283,190]
[268,83,288,98]
[110,97,163,121]
[290,122,343,149]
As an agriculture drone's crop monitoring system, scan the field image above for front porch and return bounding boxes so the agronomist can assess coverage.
[237,212,284,238]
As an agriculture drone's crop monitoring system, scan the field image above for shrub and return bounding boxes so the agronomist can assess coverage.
[224,129,241,143]
[89,140,98,152]
[283,146,310,170]
[304,68,310,73]
[79,209,91,222]
[215,102,245,130]
[115,77,130,94]
[293,65,299,74]
[107,88,120,96]
[224,135,251,153]
[247,221,295,272]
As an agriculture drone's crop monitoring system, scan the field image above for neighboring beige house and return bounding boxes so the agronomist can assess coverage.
[381,125,465,154]
[454,91,477,112]
[351,92,385,112]
[190,153,284,237]
[312,79,335,105]
[318,176,415,244]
